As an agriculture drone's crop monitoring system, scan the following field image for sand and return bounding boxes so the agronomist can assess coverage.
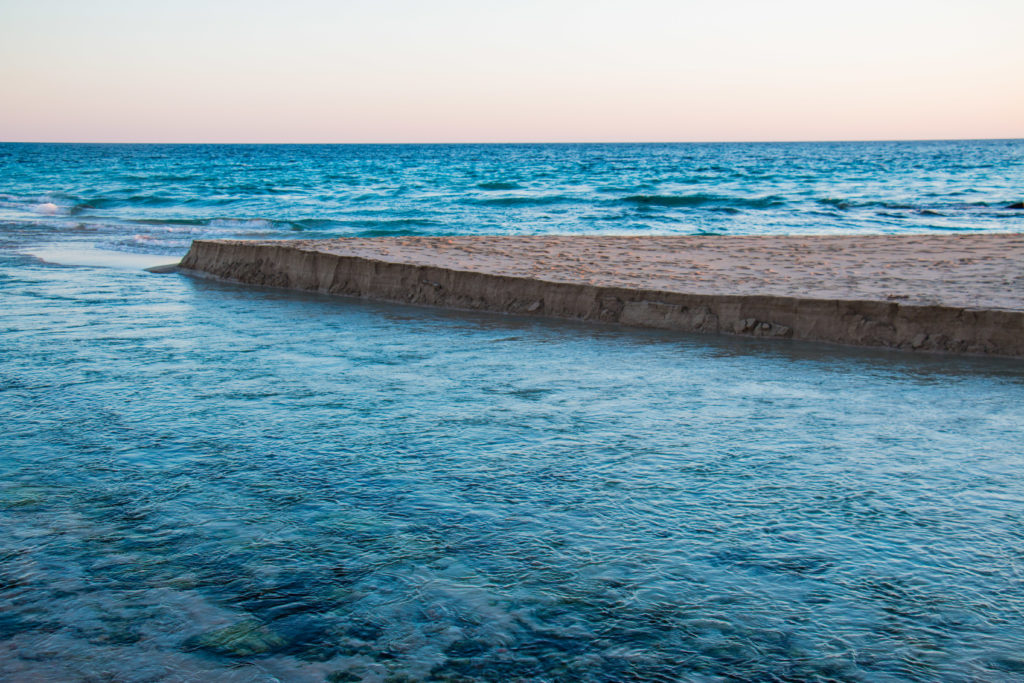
[179,235,1024,357]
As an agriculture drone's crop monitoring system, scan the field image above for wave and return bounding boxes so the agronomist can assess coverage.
[33,202,62,215]
[85,196,181,209]
[817,197,1024,214]
[622,194,785,209]
[816,197,854,210]
[476,181,522,190]
[926,224,989,232]
[127,218,210,227]
[118,216,441,234]
[289,218,440,231]
[817,197,919,211]
[467,195,578,207]
[0,193,79,216]
[84,196,240,210]
[208,218,280,230]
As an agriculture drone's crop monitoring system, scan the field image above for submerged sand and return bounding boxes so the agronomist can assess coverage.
[179,235,1024,356]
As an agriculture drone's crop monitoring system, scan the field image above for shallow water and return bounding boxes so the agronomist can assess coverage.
[3,141,1024,680]
[2,250,1024,681]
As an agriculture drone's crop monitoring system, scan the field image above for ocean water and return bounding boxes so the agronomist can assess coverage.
[1,140,1022,256]
[2,141,1024,681]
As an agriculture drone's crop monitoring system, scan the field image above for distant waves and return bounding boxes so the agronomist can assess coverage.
[0,140,1021,253]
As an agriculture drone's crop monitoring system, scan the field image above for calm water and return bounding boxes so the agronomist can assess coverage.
[2,142,1024,681]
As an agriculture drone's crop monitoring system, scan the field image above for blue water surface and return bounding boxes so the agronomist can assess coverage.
[1,142,1024,681]
[1,140,1022,255]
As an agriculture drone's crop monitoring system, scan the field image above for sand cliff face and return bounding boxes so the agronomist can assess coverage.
[179,237,1024,357]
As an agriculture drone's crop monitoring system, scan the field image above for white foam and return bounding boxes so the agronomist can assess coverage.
[23,243,181,271]
[0,195,70,216]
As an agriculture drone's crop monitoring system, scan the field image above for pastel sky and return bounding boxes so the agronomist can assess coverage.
[1,0,1022,143]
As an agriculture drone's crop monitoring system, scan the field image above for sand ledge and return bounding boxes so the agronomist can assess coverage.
[179,235,1024,357]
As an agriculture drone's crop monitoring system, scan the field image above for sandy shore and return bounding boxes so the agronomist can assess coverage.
[179,235,1024,356]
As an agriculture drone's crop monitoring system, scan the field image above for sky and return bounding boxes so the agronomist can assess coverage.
[1,0,1022,143]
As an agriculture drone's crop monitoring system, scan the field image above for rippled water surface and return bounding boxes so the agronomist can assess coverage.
[3,255,1024,681]
[2,141,1022,255]
[2,142,1024,681]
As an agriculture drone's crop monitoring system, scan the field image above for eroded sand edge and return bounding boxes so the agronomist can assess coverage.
[179,235,1024,356]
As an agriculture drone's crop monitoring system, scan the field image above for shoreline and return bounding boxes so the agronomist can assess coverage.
[178,235,1024,357]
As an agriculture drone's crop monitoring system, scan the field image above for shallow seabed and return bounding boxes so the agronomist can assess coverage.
[2,253,1024,682]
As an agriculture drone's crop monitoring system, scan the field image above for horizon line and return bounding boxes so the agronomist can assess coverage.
[2,137,1022,146]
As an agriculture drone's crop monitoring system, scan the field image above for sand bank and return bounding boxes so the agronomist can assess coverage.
[179,235,1024,357]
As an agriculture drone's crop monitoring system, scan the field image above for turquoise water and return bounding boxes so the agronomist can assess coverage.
[2,141,1023,255]
[2,142,1024,680]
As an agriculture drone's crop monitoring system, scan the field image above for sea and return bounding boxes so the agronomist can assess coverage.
[1,140,1023,681]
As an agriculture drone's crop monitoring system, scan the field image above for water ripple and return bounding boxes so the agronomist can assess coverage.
[1,257,1023,680]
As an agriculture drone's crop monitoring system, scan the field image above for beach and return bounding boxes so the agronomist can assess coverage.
[180,234,1024,356]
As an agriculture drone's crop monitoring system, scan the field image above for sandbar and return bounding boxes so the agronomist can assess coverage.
[179,235,1024,356]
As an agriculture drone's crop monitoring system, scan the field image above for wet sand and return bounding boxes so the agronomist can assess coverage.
[179,235,1024,356]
